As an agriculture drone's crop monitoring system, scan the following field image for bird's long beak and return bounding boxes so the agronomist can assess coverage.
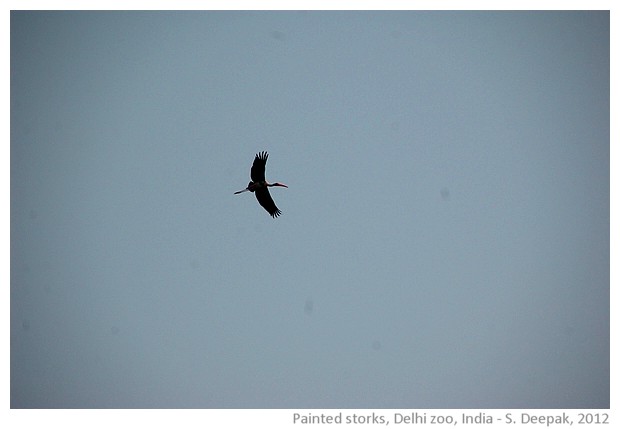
[275,183,288,188]
[234,189,249,194]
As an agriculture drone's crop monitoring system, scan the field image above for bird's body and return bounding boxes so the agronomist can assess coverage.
[235,151,287,218]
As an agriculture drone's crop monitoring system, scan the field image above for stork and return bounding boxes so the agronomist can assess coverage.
[234,151,288,218]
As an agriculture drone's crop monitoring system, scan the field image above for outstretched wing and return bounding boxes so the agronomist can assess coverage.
[255,188,282,218]
[250,151,268,182]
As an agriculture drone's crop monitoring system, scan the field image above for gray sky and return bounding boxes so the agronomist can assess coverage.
[11,11,609,408]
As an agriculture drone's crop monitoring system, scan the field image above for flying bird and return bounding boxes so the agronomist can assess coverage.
[235,151,288,218]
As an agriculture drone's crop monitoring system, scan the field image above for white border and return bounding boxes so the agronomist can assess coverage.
[3,1,615,428]
[3,0,616,11]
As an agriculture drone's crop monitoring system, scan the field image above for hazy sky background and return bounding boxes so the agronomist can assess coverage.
[11,11,609,408]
